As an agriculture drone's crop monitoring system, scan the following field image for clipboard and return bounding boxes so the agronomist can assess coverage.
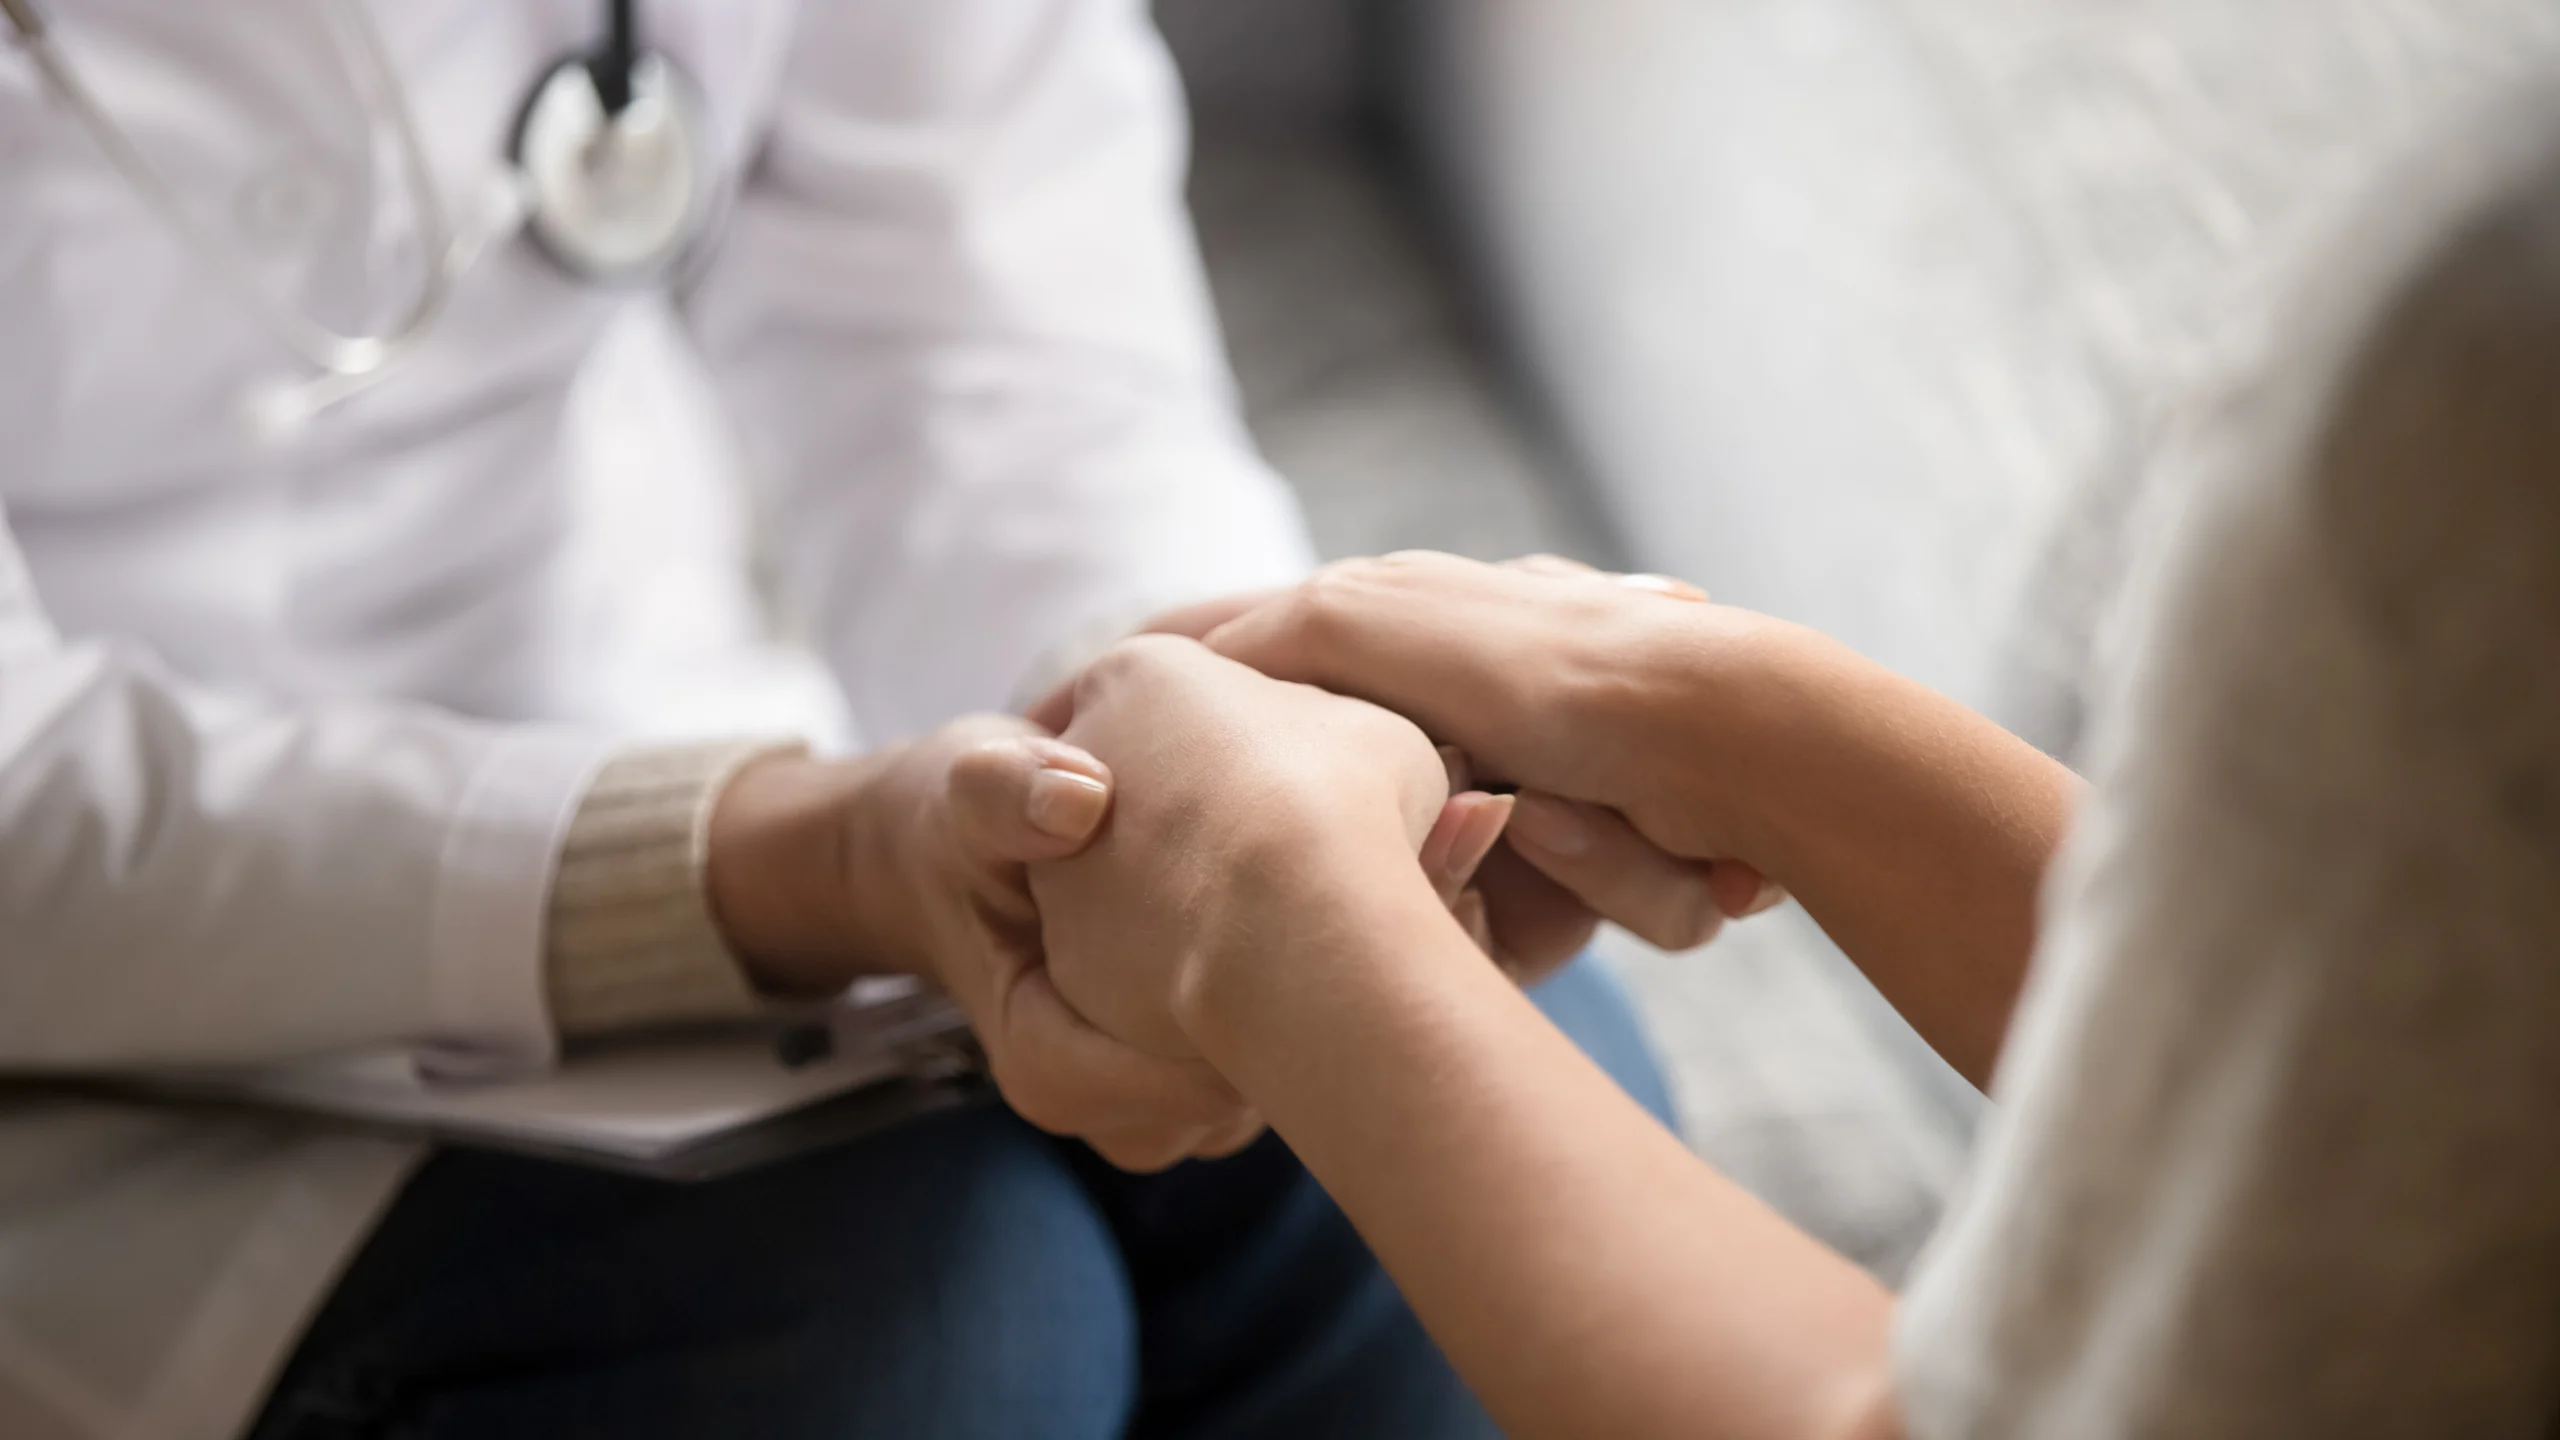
[140,984,999,1182]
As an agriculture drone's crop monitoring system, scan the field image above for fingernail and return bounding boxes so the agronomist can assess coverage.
[1742,879,1788,916]
[1448,793,1515,879]
[1026,767,1111,839]
[1505,792,1591,857]
[1618,573,1710,603]
[1418,807,1461,884]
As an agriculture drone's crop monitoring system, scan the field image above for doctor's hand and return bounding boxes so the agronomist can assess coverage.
[706,717,1264,1172]
[1026,636,1458,1061]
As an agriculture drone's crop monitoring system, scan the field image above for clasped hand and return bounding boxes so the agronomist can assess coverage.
[1015,555,1785,1136]
[708,554,1779,1171]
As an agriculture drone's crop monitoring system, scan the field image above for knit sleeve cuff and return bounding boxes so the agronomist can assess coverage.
[544,739,808,1040]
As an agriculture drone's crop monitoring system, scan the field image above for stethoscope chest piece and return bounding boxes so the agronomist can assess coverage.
[511,48,716,287]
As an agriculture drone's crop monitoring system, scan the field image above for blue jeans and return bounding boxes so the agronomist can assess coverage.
[250,956,1673,1440]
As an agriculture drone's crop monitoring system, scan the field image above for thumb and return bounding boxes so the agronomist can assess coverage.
[1420,791,1515,905]
[947,736,1115,864]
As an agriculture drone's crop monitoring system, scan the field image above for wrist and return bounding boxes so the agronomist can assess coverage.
[1563,602,1810,861]
[1636,606,2075,901]
[1173,820,1468,1066]
[704,752,891,995]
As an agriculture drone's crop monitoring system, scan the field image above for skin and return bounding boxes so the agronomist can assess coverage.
[1093,565,1786,960]
[1202,552,2081,1089]
[693,578,1771,1171]
[693,701,1536,1169]
[1024,553,2085,1437]
[699,717,1265,1172]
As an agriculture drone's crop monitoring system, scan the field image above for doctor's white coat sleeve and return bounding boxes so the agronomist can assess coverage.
[681,0,1317,744]
[0,514,606,1076]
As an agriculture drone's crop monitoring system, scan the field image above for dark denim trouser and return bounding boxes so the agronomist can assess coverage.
[250,955,1674,1440]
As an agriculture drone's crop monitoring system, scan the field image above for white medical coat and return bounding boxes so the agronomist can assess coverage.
[0,2,1314,1435]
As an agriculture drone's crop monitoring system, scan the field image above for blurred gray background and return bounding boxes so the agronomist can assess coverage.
[1149,0,2560,1279]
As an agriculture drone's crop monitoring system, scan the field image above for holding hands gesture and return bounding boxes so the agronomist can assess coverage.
[810,548,2054,1169]
[995,549,2080,1440]
[845,544,2080,1440]
[1039,556,1785,983]
[1026,636,1460,1061]
[1019,547,2069,1092]
[1012,552,1803,1089]
[707,716,1267,1172]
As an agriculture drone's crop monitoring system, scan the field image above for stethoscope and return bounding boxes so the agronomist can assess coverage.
[0,0,720,434]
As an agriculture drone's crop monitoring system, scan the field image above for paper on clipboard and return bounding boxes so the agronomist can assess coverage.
[166,980,987,1180]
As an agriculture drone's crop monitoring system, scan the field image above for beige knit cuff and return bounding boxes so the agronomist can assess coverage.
[545,739,808,1040]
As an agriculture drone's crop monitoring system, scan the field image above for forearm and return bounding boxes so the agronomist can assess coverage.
[1640,615,2084,1087]
[0,635,601,1072]
[699,747,909,993]
[1200,558,2077,1084]
[1183,852,1900,1440]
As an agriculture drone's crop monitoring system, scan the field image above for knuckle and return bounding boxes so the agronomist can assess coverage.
[945,736,1020,796]
[1088,633,1191,687]
[1075,645,1132,697]
[941,713,1029,748]
[1003,1096,1078,1139]
[1642,888,1725,951]
[987,1057,1082,1138]
[1283,567,1374,655]
[1292,552,1456,644]
[1120,631,1195,662]
[1181,1086,1252,1132]
[1145,1071,1247,1135]
[1302,556,1377,600]
[1744,881,1791,917]
[1364,705,1431,753]
[1502,951,1573,987]
[1092,1131,1190,1175]
[1516,929,1591,973]
[1298,557,1369,607]
[1380,549,1472,582]
[1077,639,1145,696]
[1198,1122,1267,1160]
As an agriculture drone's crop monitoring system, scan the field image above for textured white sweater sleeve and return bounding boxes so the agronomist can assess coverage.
[544,740,808,1039]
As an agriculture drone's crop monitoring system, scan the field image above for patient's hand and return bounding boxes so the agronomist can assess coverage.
[1027,636,1452,1060]
[1038,575,1773,977]
[1155,554,2075,1092]
[1173,555,1782,959]
[710,716,1264,1171]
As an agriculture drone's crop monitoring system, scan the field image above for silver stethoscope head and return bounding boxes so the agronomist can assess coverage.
[1,0,718,436]
[514,50,717,289]
[515,0,717,288]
